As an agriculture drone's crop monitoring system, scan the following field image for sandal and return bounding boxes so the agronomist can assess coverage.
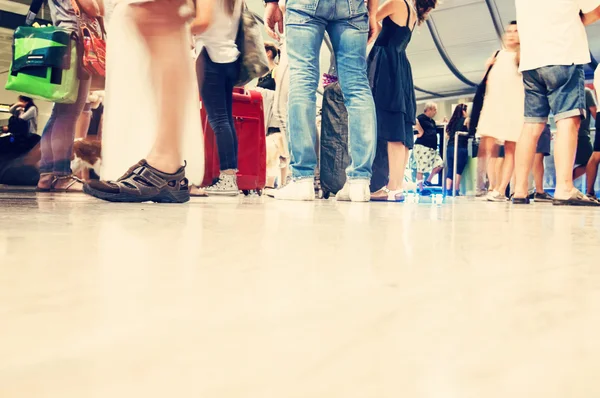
[370,187,405,202]
[37,174,84,193]
[83,160,190,203]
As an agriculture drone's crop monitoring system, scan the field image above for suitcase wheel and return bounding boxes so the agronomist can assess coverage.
[242,190,250,196]
[256,189,263,196]
[322,191,330,200]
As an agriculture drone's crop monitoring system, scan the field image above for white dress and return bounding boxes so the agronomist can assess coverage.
[476,50,524,143]
[100,0,204,184]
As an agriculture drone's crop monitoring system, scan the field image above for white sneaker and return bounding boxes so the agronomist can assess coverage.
[274,178,315,201]
[336,180,370,202]
[205,172,239,196]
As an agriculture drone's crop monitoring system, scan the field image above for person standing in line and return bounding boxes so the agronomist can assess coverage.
[368,0,439,202]
[85,0,197,203]
[269,5,291,187]
[194,0,243,196]
[512,0,600,206]
[257,42,279,91]
[413,102,443,197]
[264,0,379,202]
[476,21,523,202]
[585,66,600,201]
[35,0,92,192]
[528,124,554,202]
[573,87,597,181]
[445,104,470,195]
[474,21,521,201]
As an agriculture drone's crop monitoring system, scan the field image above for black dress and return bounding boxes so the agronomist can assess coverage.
[368,0,417,192]
[368,1,417,148]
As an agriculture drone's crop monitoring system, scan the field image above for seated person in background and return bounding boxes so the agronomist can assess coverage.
[4,96,38,136]
[414,102,443,196]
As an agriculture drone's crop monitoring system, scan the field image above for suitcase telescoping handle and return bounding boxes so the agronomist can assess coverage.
[453,131,470,198]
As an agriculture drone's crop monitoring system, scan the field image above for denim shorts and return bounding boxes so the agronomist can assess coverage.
[522,65,585,123]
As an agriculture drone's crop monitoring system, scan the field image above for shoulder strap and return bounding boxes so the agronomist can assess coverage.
[70,0,106,39]
[482,50,501,80]
[402,0,412,27]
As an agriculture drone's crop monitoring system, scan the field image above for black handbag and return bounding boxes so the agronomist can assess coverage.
[469,50,500,137]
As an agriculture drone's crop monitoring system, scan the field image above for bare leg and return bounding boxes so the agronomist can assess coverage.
[553,117,580,199]
[494,141,516,195]
[488,157,497,190]
[426,166,442,183]
[387,142,407,191]
[416,171,424,190]
[446,174,461,192]
[586,152,600,195]
[494,157,504,195]
[130,1,189,173]
[514,122,545,199]
[476,137,496,192]
[532,153,545,193]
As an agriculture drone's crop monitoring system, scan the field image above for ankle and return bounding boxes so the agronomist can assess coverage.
[146,154,181,174]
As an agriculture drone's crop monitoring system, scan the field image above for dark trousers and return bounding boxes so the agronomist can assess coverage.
[199,50,239,171]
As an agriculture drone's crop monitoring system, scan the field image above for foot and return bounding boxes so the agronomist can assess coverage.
[336,180,370,202]
[204,172,239,196]
[553,189,600,207]
[36,173,54,191]
[274,178,315,201]
[189,185,208,197]
[37,173,84,192]
[420,188,432,197]
[475,189,488,198]
[486,190,508,202]
[587,193,599,203]
[84,160,190,203]
[370,187,405,202]
[532,191,553,203]
[51,175,84,192]
[423,181,433,187]
[512,196,530,205]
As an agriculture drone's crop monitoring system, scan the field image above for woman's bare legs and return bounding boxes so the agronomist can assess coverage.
[488,157,497,190]
[493,141,516,195]
[387,142,407,191]
[476,136,497,193]
[129,0,190,173]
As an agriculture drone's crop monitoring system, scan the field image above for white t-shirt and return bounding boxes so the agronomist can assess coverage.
[516,0,599,72]
[194,0,242,64]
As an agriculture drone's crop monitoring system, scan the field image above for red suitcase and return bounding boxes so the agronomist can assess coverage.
[201,88,267,195]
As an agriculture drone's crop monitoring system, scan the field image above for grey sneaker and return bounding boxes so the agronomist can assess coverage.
[205,173,239,196]
[487,191,508,202]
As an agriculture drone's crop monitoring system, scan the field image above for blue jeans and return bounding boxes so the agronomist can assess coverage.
[285,0,376,180]
[200,50,239,171]
[522,65,585,123]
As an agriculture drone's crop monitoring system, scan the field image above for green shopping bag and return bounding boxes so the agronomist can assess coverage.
[5,26,80,104]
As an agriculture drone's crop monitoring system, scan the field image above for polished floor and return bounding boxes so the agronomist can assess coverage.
[1,189,600,398]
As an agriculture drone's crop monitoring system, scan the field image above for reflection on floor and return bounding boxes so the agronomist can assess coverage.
[1,189,600,398]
